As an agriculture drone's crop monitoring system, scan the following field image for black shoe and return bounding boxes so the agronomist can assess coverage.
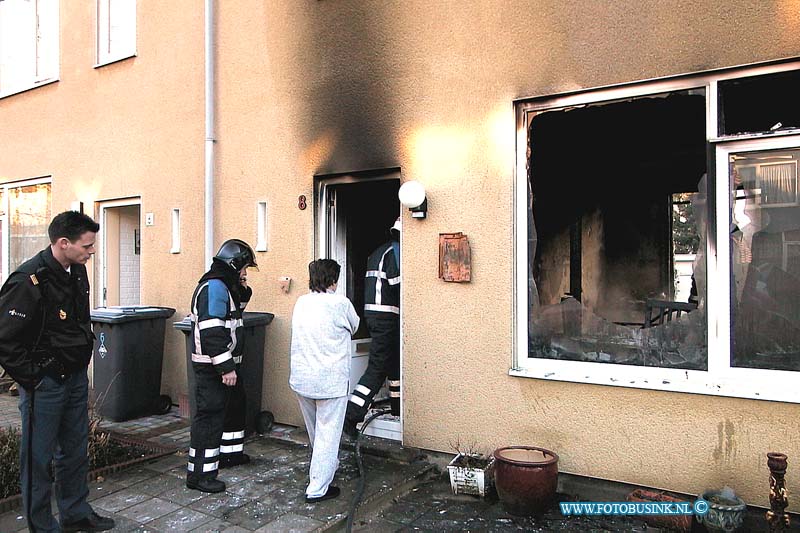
[219,453,251,468]
[186,476,226,493]
[305,485,340,503]
[62,511,115,532]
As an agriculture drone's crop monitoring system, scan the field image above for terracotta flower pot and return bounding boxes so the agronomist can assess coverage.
[493,446,559,516]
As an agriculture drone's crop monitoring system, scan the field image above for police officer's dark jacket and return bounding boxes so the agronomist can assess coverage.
[364,239,400,315]
[190,259,252,375]
[0,247,93,388]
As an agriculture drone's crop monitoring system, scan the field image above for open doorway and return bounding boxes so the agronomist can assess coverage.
[316,170,402,440]
[97,199,141,308]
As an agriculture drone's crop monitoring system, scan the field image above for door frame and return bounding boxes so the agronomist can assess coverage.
[314,170,404,441]
[96,197,141,308]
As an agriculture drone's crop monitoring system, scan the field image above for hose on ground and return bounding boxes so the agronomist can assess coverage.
[345,406,392,533]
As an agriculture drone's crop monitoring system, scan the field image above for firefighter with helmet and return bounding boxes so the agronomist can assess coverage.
[186,239,258,493]
[344,217,401,437]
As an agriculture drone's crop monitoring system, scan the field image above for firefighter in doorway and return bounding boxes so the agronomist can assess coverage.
[344,218,401,438]
[186,239,257,493]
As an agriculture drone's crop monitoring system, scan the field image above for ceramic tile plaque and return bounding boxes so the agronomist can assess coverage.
[439,232,471,282]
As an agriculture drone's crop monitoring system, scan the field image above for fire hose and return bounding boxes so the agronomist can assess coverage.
[345,403,391,533]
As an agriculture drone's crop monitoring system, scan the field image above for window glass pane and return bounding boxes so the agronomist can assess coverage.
[8,183,51,272]
[719,70,800,136]
[0,0,36,95]
[731,148,800,371]
[527,90,708,369]
[97,0,135,64]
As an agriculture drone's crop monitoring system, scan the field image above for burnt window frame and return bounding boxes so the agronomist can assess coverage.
[513,58,800,403]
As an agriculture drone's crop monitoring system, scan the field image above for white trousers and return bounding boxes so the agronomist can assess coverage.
[296,394,348,498]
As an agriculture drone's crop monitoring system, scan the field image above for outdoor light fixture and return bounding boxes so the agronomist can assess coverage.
[398,180,427,218]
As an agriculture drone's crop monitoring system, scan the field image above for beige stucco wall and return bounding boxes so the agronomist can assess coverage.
[2,0,800,510]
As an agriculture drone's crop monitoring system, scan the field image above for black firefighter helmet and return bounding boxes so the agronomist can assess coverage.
[214,239,258,272]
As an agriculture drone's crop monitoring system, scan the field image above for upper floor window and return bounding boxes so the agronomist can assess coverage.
[0,0,59,98]
[96,0,136,66]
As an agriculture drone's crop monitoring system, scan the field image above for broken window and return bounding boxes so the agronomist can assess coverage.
[526,90,708,369]
[730,148,800,371]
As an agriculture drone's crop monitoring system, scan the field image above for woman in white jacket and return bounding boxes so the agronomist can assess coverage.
[289,259,360,503]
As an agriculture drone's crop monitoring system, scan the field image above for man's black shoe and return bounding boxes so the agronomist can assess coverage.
[186,476,226,493]
[62,511,115,532]
[219,453,251,468]
[305,485,340,503]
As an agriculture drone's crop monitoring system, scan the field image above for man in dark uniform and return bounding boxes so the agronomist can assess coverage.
[186,239,257,493]
[344,218,401,438]
[0,210,115,532]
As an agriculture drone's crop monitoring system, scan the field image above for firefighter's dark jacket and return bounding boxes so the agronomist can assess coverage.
[364,239,400,315]
[0,247,94,388]
[190,260,252,376]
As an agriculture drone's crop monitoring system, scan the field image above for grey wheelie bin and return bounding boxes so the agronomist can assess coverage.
[90,306,176,422]
[174,311,275,435]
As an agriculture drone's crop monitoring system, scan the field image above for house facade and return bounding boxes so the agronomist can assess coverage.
[1,0,800,509]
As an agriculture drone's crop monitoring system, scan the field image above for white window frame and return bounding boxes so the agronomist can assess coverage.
[95,0,136,67]
[512,59,800,403]
[0,176,53,283]
[0,0,60,99]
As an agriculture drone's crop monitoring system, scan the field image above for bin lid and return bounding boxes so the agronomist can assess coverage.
[173,311,274,331]
[91,306,176,324]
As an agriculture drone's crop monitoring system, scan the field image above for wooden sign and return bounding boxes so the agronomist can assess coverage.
[439,232,471,282]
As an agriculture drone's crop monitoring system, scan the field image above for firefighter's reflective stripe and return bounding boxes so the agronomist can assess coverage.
[192,353,241,364]
[355,384,371,396]
[389,379,401,398]
[349,394,366,406]
[189,447,220,458]
[387,275,400,285]
[372,247,393,309]
[198,318,226,330]
[188,446,220,473]
[365,303,399,314]
[220,430,245,455]
[190,281,241,365]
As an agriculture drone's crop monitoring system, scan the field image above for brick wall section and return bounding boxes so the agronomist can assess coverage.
[118,206,140,306]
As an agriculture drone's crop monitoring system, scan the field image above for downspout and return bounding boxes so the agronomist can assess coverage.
[204,0,215,266]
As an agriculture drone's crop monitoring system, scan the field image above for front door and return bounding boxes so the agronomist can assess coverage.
[317,171,402,441]
[97,200,141,307]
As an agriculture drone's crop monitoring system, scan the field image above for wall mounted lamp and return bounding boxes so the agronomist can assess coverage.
[398,180,427,219]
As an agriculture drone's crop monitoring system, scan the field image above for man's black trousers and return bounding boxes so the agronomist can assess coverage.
[346,312,400,427]
[188,363,246,480]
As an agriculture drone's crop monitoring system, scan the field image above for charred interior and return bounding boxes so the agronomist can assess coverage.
[527,90,708,369]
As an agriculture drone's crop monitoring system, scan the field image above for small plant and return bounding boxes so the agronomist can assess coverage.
[0,427,21,500]
[447,438,495,497]
[449,438,493,468]
[0,396,150,502]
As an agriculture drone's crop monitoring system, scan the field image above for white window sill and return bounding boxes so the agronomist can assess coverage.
[94,53,137,69]
[509,361,800,404]
[0,78,59,100]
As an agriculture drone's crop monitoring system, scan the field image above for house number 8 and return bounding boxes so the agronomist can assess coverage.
[298,195,307,210]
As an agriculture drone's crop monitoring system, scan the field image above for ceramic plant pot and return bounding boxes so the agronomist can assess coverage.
[493,446,559,516]
[698,489,747,532]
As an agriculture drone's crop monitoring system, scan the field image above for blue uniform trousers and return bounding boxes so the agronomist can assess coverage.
[19,371,93,533]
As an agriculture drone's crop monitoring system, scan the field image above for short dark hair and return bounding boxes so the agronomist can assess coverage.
[48,211,100,243]
[308,259,340,293]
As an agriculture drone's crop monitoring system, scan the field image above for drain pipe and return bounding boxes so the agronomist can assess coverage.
[204,0,216,266]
